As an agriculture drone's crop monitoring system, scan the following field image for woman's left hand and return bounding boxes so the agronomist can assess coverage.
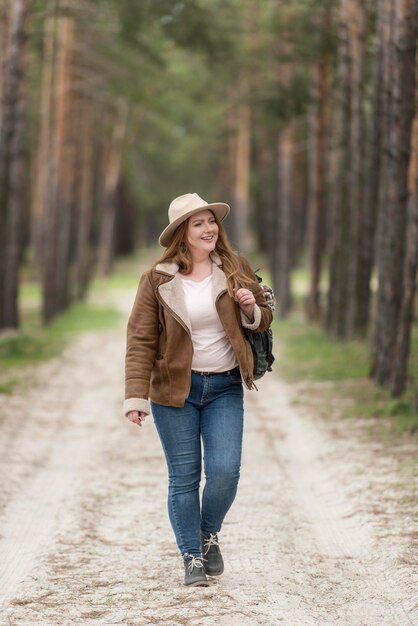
[235,288,256,322]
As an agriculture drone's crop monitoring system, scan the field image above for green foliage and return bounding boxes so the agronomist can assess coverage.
[116,0,236,64]
[109,0,331,219]
[27,0,340,227]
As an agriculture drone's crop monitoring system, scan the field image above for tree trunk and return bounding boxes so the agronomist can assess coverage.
[41,6,60,324]
[42,13,74,323]
[231,85,252,253]
[0,0,29,330]
[114,178,137,255]
[389,115,418,396]
[371,0,418,387]
[254,137,276,271]
[307,35,330,322]
[31,13,55,277]
[374,0,396,275]
[346,0,367,338]
[214,109,234,217]
[326,0,367,339]
[97,102,129,276]
[54,15,74,312]
[325,0,352,337]
[355,0,392,336]
[276,126,293,318]
[75,100,94,300]
[0,0,10,121]
[292,136,308,270]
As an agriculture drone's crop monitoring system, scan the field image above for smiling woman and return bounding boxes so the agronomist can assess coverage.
[186,210,219,263]
[124,192,273,587]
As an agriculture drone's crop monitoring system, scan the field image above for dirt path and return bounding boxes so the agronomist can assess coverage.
[0,292,417,626]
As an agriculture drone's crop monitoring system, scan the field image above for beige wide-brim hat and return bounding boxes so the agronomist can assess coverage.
[159,192,230,247]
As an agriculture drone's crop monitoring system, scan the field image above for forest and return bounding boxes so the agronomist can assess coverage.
[0,0,417,404]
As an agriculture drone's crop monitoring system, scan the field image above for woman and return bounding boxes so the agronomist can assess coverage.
[124,192,272,587]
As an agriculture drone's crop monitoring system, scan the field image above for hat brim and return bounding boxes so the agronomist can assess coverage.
[158,202,230,247]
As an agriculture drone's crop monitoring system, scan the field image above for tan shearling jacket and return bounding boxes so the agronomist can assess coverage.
[124,252,273,416]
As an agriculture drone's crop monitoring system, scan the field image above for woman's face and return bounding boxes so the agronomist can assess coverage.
[186,209,219,257]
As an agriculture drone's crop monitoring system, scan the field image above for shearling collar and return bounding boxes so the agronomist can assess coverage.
[155,252,227,335]
[155,252,222,275]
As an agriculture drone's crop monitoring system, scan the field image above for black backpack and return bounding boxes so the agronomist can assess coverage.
[243,271,276,380]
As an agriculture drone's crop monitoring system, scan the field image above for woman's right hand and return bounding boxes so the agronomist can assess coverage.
[127,410,147,427]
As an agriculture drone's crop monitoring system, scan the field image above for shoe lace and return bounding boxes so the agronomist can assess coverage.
[202,533,219,555]
[186,555,206,574]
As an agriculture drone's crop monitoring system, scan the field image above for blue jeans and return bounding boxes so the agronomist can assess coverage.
[151,368,244,559]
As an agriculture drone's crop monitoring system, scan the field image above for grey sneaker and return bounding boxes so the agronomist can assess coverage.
[183,554,209,587]
[201,532,224,576]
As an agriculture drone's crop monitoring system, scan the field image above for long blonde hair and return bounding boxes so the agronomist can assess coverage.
[154,213,254,298]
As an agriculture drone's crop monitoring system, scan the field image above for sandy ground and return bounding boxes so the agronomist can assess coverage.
[0,291,417,626]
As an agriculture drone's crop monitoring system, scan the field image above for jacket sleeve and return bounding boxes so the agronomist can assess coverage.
[124,270,159,417]
[238,255,273,332]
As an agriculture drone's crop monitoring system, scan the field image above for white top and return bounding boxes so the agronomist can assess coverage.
[180,273,238,372]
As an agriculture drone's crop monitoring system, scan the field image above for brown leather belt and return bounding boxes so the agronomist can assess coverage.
[191,366,240,377]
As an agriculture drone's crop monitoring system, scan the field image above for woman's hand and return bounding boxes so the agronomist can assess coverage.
[235,288,256,322]
[127,410,147,427]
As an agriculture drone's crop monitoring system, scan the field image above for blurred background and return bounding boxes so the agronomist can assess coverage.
[0,0,417,425]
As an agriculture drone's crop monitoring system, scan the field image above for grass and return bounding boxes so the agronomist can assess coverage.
[0,293,122,395]
[0,331,58,368]
[0,302,120,369]
[273,317,370,381]
[0,248,157,393]
[273,272,418,436]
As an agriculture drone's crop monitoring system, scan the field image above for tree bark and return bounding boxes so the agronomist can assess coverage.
[326,0,367,339]
[41,6,60,324]
[0,0,29,329]
[370,0,396,372]
[390,117,418,396]
[42,13,75,322]
[276,125,293,318]
[75,99,94,300]
[31,13,55,277]
[346,0,367,338]
[355,0,392,337]
[255,137,277,271]
[54,15,74,312]
[231,81,252,253]
[307,33,330,322]
[0,0,10,121]
[325,0,352,337]
[371,0,418,386]
[292,136,308,271]
[97,101,129,276]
